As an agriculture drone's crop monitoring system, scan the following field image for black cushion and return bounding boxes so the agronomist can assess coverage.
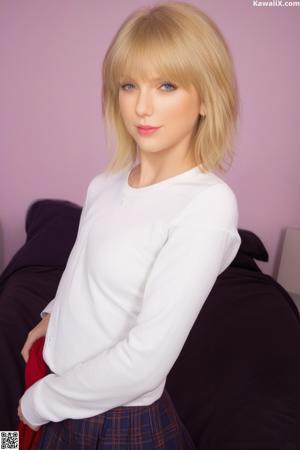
[238,229,269,261]
[0,199,267,289]
[1,198,300,450]
[230,229,269,272]
[166,267,300,449]
[0,199,82,429]
[0,199,82,292]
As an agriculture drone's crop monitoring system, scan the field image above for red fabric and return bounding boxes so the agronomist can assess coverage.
[18,336,50,450]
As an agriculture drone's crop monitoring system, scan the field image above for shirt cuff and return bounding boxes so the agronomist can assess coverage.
[40,298,56,319]
[20,374,57,426]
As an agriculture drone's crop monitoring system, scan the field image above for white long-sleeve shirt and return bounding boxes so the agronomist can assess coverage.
[20,163,241,426]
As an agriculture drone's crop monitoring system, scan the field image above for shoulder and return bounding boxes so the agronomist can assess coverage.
[201,180,239,216]
[85,169,124,201]
[87,172,107,192]
[172,180,240,231]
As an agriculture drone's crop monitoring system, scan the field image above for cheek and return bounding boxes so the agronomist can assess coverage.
[118,96,137,127]
[118,92,131,113]
[162,93,197,117]
[159,96,199,129]
[118,95,127,118]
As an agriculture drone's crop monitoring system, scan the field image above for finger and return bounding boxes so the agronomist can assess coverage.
[21,347,29,363]
[21,334,35,363]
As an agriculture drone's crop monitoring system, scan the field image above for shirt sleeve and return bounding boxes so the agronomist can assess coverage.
[40,298,56,319]
[20,182,242,426]
[39,174,104,320]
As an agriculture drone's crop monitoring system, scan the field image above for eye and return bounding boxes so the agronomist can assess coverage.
[161,82,177,91]
[119,82,177,92]
[119,83,135,91]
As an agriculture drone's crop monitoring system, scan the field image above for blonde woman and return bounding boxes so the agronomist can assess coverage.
[19,1,241,448]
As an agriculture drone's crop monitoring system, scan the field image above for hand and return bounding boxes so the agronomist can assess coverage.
[17,400,41,432]
[21,313,50,363]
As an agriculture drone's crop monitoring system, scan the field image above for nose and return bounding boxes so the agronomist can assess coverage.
[135,88,154,117]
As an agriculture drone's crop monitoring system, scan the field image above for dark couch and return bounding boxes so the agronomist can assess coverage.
[1,199,300,450]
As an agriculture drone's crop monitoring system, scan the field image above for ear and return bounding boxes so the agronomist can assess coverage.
[200,104,206,117]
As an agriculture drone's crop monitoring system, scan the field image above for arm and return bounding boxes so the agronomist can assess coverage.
[40,298,56,319]
[39,173,104,320]
[20,183,241,426]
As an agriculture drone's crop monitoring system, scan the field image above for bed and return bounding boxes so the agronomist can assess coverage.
[0,198,300,450]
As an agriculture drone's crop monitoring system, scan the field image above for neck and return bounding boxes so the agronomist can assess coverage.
[130,156,198,188]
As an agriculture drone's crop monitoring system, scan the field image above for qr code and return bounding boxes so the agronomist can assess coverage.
[0,431,19,449]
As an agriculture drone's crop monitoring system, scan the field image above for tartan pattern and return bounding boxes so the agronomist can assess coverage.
[34,389,196,449]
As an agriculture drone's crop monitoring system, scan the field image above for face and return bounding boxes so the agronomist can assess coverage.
[118,74,205,159]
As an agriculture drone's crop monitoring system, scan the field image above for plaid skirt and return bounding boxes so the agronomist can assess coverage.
[34,388,196,450]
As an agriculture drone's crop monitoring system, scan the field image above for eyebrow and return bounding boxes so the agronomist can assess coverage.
[120,76,165,82]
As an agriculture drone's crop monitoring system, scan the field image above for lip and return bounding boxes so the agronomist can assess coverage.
[137,125,161,129]
[136,125,161,136]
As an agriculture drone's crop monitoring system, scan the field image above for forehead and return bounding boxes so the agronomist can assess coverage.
[120,73,166,82]
[117,66,196,93]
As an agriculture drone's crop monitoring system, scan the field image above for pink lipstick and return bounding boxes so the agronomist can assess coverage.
[136,125,161,136]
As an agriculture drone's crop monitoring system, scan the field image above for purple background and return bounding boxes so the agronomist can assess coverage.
[1,0,299,277]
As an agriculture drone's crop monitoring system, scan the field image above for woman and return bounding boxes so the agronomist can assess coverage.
[18,1,241,448]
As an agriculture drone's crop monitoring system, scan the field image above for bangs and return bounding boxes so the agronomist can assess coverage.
[101,1,239,175]
[110,18,196,90]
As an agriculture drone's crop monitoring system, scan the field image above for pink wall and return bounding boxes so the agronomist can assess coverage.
[1,0,299,278]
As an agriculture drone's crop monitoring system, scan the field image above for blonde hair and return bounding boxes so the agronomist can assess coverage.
[101,1,239,175]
